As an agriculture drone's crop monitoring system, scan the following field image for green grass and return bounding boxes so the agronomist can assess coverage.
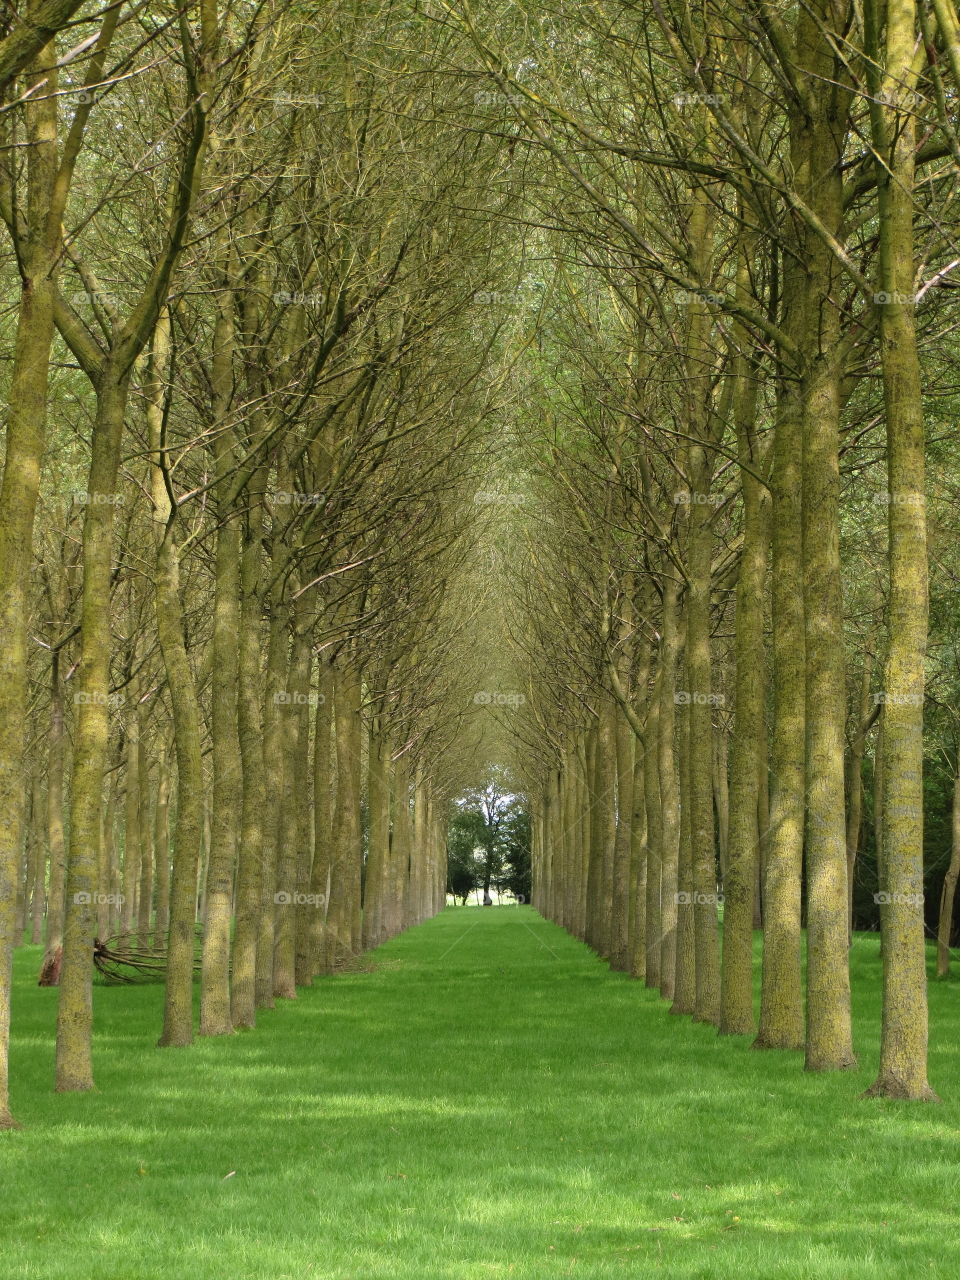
[3,907,960,1278]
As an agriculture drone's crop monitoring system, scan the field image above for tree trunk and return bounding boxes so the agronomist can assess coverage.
[255,606,288,1005]
[154,746,171,940]
[864,0,935,1099]
[0,36,59,1126]
[720,266,768,1036]
[137,715,154,947]
[755,284,805,1053]
[846,652,875,939]
[199,512,242,1034]
[39,649,66,984]
[936,767,960,979]
[56,371,128,1092]
[155,526,204,1048]
[29,772,46,944]
[627,730,648,980]
[231,478,266,1027]
[643,679,662,988]
[273,607,311,997]
[671,679,696,1015]
[309,662,334,971]
[658,578,681,997]
[794,0,855,1075]
[364,717,390,950]
[120,710,140,936]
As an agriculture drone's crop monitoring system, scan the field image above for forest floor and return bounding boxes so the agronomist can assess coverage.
[3,906,960,1278]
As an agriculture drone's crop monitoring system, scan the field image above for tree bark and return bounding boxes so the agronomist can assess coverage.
[864,0,936,1099]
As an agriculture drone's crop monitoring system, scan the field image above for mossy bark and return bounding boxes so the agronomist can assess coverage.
[363,717,390,949]
[231,477,266,1026]
[755,286,805,1054]
[56,372,128,1091]
[0,36,59,1125]
[864,0,936,1100]
[154,746,171,940]
[255,607,287,1004]
[643,678,662,989]
[155,527,203,1048]
[39,649,67,982]
[671,683,696,1016]
[308,662,334,971]
[720,250,769,1036]
[658,578,682,999]
[796,5,855,1073]
[936,767,960,980]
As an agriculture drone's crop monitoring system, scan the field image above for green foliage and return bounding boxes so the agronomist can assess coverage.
[446,807,487,902]
[447,775,530,902]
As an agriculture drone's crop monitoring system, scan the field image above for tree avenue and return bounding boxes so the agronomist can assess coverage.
[1,0,959,1151]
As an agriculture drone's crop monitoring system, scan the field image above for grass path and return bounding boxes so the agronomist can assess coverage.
[3,906,960,1278]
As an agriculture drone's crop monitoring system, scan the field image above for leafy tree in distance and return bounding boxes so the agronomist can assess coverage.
[447,772,530,904]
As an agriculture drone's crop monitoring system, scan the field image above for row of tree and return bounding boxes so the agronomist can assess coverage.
[3,0,960,1129]
[467,0,960,1102]
[0,1,528,1129]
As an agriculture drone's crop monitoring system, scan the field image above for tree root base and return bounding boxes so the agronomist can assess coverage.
[805,1053,858,1073]
[751,1034,804,1052]
[861,1076,941,1102]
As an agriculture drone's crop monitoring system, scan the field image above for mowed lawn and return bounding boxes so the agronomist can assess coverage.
[3,907,960,1279]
